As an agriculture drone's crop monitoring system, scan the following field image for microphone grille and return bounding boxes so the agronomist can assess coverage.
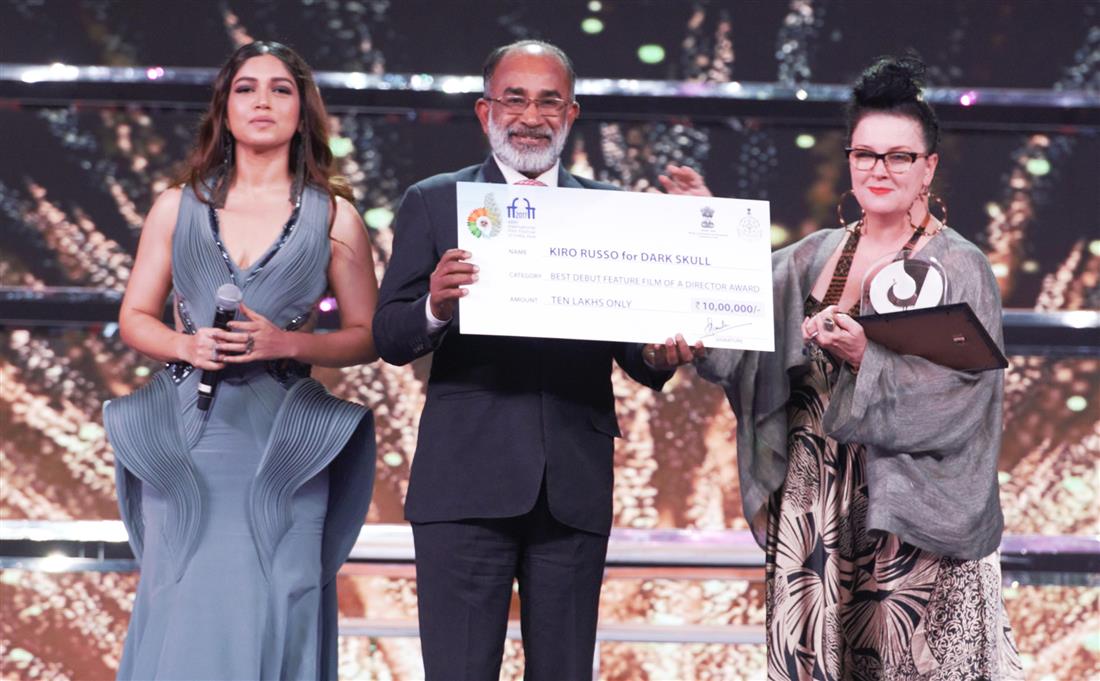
[215,283,244,309]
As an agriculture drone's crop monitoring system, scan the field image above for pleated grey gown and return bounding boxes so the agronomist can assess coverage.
[104,184,376,680]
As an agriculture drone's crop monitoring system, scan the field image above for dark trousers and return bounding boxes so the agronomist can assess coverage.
[411,484,609,681]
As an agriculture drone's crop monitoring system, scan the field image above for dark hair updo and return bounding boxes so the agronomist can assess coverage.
[845,55,940,153]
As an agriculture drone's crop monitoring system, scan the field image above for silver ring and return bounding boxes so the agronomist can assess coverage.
[245,333,255,354]
[822,317,835,332]
[809,331,820,339]
[211,346,219,361]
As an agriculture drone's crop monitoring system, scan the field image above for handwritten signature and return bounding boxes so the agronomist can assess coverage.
[698,317,752,339]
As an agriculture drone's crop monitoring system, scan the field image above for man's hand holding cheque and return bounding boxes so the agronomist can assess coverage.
[642,334,706,370]
[429,248,477,322]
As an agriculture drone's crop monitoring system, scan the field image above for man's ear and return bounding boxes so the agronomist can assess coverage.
[475,98,492,136]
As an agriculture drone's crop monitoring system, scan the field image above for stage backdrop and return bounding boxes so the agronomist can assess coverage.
[1,1,1097,679]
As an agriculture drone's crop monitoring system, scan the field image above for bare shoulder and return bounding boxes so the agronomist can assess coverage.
[333,195,363,225]
[330,196,367,238]
[142,186,185,238]
[150,186,184,215]
[329,195,374,260]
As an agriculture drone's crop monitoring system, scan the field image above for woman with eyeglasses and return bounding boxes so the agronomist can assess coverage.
[104,41,378,680]
[687,55,1023,679]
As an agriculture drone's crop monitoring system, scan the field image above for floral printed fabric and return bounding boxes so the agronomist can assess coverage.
[764,361,1023,681]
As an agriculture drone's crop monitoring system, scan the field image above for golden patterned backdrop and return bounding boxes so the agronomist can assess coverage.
[3,0,1100,675]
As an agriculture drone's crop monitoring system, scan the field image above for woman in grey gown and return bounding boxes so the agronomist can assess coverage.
[104,41,378,680]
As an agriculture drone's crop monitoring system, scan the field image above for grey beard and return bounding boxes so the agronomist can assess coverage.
[488,120,569,175]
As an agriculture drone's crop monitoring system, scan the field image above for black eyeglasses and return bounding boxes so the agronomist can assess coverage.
[485,94,572,117]
[845,147,930,174]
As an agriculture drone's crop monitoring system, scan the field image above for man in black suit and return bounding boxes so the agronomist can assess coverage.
[373,40,700,680]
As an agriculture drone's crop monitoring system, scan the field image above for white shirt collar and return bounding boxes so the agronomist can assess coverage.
[492,155,560,187]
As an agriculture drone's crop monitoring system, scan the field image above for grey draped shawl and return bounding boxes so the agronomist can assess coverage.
[696,227,1006,560]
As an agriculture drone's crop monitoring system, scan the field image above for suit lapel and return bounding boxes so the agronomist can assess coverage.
[557,164,583,189]
[477,156,507,184]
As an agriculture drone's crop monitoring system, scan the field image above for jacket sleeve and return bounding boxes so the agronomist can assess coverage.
[372,184,447,366]
[823,247,1005,454]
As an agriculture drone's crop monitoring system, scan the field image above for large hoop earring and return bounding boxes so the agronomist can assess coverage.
[927,192,948,230]
[906,203,930,232]
[909,191,948,233]
[836,190,865,231]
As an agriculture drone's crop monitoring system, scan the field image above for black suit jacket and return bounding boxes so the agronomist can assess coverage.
[373,157,671,535]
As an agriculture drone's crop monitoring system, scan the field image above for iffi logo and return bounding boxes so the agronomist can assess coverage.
[508,197,536,220]
[467,193,503,239]
[467,208,499,239]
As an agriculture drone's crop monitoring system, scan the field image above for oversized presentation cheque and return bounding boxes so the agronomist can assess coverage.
[455,181,774,351]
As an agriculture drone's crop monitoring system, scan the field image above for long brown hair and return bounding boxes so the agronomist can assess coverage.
[177,41,353,212]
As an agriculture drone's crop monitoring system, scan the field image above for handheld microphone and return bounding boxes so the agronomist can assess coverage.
[197,283,244,411]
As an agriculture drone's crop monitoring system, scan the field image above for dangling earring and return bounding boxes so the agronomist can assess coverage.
[908,186,948,234]
[836,189,865,232]
[214,128,235,208]
[927,192,948,230]
[222,128,235,173]
[906,204,930,232]
[290,129,306,208]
